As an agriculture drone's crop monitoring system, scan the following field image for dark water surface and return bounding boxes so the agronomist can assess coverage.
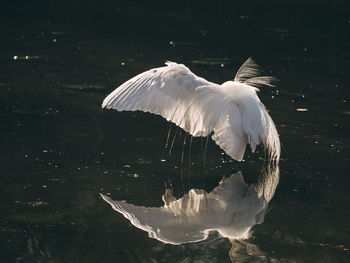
[1,11,350,263]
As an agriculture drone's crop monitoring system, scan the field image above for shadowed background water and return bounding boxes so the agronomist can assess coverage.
[0,1,350,262]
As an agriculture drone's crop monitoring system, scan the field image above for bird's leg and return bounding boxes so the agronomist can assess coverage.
[168,101,191,155]
[188,135,193,169]
[168,99,197,156]
[200,136,204,162]
[169,125,180,156]
[203,134,209,168]
[181,133,187,168]
[166,100,185,150]
[165,122,172,149]
[181,133,187,192]
[168,177,174,192]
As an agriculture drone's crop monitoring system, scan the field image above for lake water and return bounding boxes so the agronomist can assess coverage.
[1,10,349,263]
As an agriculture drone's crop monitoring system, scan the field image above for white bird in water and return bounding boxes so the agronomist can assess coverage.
[102,58,280,162]
[100,165,280,245]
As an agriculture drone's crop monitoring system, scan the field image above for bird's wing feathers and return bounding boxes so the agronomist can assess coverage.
[103,61,280,162]
[100,170,275,243]
[102,62,219,137]
[100,193,211,245]
[211,103,248,161]
[200,82,279,162]
[230,87,280,161]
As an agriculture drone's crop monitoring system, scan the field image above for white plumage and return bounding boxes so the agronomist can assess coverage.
[100,165,279,244]
[102,58,280,162]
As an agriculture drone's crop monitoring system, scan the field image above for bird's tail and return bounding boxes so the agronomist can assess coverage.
[234,58,280,163]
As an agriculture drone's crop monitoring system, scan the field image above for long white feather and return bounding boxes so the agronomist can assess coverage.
[234,58,262,82]
[102,59,280,162]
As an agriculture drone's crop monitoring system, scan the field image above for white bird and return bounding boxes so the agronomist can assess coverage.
[100,165,279,245]
[102,58,280,162]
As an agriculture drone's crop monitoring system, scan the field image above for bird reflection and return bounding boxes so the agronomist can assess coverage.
[101,164,279,261]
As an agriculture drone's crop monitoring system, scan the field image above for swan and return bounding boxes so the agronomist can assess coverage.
[102,58,280,162]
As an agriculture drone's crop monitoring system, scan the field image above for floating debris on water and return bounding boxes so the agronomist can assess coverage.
[12,55,42,61]
[61,84,105,92]
[191,57,228,66]
[51,31,64,35]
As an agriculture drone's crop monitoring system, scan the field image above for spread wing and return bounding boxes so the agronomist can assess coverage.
[102,60,280,162]
[99,174,250,244]
[100,168,280,243]
[100,193,213,245]
[102,61,220,137]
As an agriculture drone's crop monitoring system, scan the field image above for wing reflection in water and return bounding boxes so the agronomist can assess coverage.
[101,164,279,261]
